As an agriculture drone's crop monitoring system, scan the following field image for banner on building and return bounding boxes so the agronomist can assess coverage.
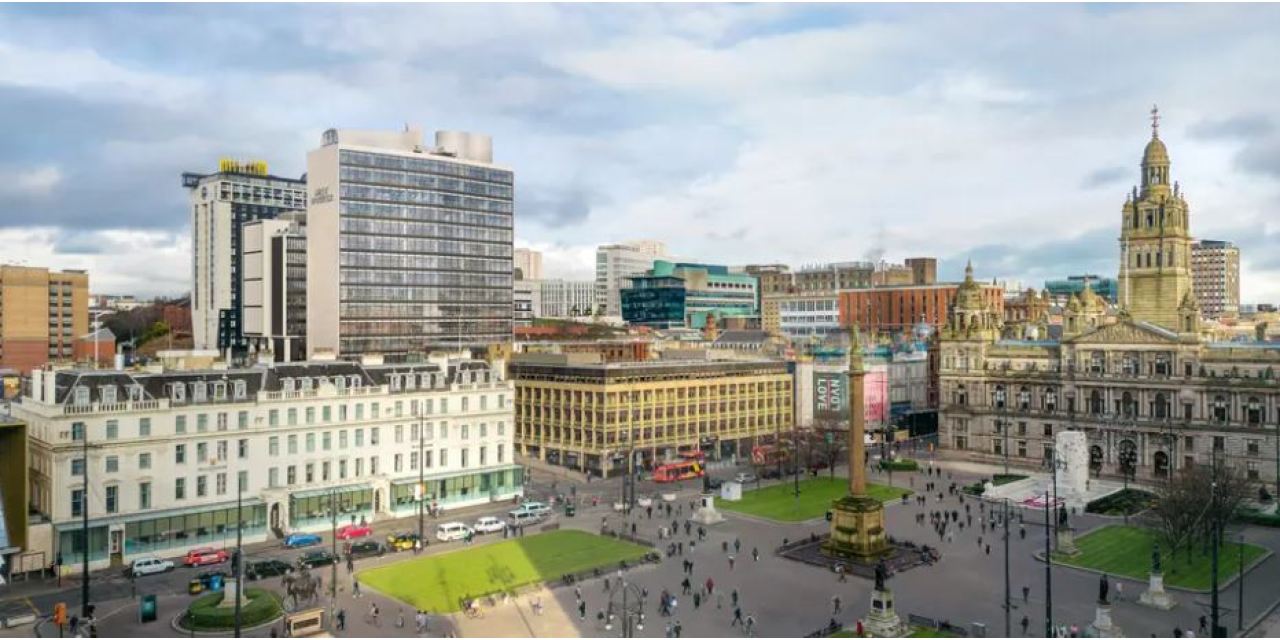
[814,372,848,420]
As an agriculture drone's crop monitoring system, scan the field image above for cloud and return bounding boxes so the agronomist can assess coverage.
[1188,114,1274,140]
[0,164,60,197]
[1080,166,1128,189]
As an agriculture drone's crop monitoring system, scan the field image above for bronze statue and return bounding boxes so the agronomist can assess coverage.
[1098,574,1109,605]
[1057,504,1069,528]
[1152,543,1161,573]
[874,560,888,591]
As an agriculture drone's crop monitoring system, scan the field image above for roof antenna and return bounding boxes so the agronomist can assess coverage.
[1150,104,1160,139]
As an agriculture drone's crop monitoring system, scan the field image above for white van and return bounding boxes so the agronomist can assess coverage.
[507,510,541,527]
[521,501,551,516]
[436,522,474,542]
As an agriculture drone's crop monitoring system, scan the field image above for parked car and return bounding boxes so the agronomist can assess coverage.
[473,516,504,534]
[130,556,175,578]
[246,559,294,580]
[348,540,386,558]
[195,570,229,591]
[336,524,373,540]
[297,549,337,568]
[705,477,725,490]
[519,501,552,516]
[283,532,323,548]
[435,522,474,542]
[183,548,229,567]
[734,472,758,484]
[386,532,421,552]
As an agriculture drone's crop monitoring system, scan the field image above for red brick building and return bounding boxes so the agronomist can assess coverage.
[838,283,1004,335]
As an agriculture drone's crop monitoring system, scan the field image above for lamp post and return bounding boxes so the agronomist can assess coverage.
[1045,448,1068,637]
[234,476,243,637]
[1238,532,1245,632]
[417,413,426,545]
[1002,497,1011,637]
[605,578,645,637]
[1119,445,1138,525]
[79,424,92,619]
[1210,450,1221,638]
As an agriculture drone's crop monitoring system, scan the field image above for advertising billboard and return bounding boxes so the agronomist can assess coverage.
[813,371,848,420]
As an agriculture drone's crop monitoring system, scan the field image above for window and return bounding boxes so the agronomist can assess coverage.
[289,465,298,485]
[371,427,380,446]
[339,405,347,422]
[105,485,118,513]
[139,418,151,437]
[497,394,505,409]
[355,404,364,420]
[139,482,151,509]
[1213,396,1229,423]
[480,424,487,438]
[994,440,1003,455]
[71,489,84,517]
[175,478,186,500]
[238,470,248,493]
[216,440,227,461]
[461,425,469,439]
[269,409,279,426]
[176,415,187,434]
[216,473,227,494]
[410,451,418,470]
[498,422,505,437]
[439,448,448,467]
[461,448,469,468]
[440,398,448,413]
[238,411,249,429]
[497,444,504,463]
[1184,436,1195,450]
[306,407,316,424]
[71,422,85,441]
[306,433,316,452]
[323,432,332,451]
[217,412,228,430]
[425,449,434,468]
[288,434,298,454]
[239,438,249,459]
[323,406,331,423]
[322,462,330,481]
[1043,424,1053,437]
[1017,441,1028,457]
[1213,436,1225,451]
[394,454,403,472]
[269,436,280,456]
[287,408,297,426]
[479,446,486,465]
[197,476,208,497]
[462,397,469,412]
[370,456,378,475]
[105,456,119,473]
[269,468,280,488]
[1017,421,1027,436]
[1248,440,1261,455]
[197,442,208,462]
[197,414,208,432]
[340,430,350,448]
[480,395,488,410]
[1248,461,1260,480]
[175,444,186,464]
[340,459,348,479]
[372,402,380,418]
[139,452,151,470]
[71,458,85,477]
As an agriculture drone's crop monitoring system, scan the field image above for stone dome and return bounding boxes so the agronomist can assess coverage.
[1143,136,1169,165]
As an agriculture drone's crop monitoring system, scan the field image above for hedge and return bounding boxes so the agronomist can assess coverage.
[1238,507,1280,528]
[879,459,919,472]
[185,588,283,631]
[1085,489,1156,516]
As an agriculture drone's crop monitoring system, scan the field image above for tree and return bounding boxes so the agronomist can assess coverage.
[812,418,848,480]
[1146,459,1251,563]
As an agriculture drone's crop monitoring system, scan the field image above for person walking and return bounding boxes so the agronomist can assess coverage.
[731,606,744,627]
[673,619,683,638]
[752,547,759,562]
[368,602,381,627]
[574,585,582,602]
[734,538,741,554]
[1115,580,1123,602]
[681,577,692,595]
[1022,585,1030,602]
[745,614,756,637]
[353,577,362,598]
[336,609,346,631]
[728,554,736,570]
[396,608,405,628]
[731,588,739,608]
[693,592,702,609]
[578,601,587,620]
[832,595,842,616]
[1020,615,1030,636]
[706,577,715,594]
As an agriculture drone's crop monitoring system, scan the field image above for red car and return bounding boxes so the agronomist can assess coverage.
[183,548,229,567]
[336,524,373,541]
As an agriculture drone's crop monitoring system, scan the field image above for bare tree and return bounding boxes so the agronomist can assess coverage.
[1147,460,1251,563]
[811,418,848,480]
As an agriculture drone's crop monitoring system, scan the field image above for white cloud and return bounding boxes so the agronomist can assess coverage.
[0,227,189,298]
[0,164,61,197]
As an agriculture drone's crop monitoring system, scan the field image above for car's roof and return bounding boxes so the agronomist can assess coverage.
[438,521,467,527]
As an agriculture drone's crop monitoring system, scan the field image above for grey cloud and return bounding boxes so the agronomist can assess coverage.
[51,230,108,255]
[1234,141,1280,179]
[943,227,1117,285]
[518,185,595,228]
[1080,166,1128,189]
[1187,114,1274,140]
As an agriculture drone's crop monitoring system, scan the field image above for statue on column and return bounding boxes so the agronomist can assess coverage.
[874,560,888,591]
[1152,543,1161,573]
[1098,574,1110,605]
[1057,504,1069,528]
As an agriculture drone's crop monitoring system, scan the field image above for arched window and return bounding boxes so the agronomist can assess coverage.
[1044,388,1058,412]
[1153,392,1169,420]
[1121,391,1136,418]
[1090,389,1104,415]
[1246,397,1263,425]
[1212,395,1229,423]
[1018,387,1031,411]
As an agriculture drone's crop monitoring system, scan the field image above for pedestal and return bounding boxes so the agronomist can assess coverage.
[216,579,252,609]
[1088,603,1124,638]
[1056,526,1080,556]
[690,493,725,526]
[1138,572,1176,610]
[824,495,889,560]
[863,588,907,637]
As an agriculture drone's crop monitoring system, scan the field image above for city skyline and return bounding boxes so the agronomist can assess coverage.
[2,4,1280,302]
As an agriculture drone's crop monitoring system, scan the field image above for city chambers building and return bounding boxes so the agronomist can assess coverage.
[938,113,1280,486]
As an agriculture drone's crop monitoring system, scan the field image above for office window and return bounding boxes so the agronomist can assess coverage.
[322,462,330,481]
[216,440,228,461]
[105,486,118,513]
[216,473,227,495]
[71,421,85,442]
[269,409,279,426]
[269,467,280,488]
[395,425,404,443]
[395,401,403,417]
[440,423,448,439]
[461,448,469,468]
[106,420,118,440]
[424,449,433,468]
[139,452,151,470]
[139,418,151,437]
[323,432,332,451]
[197,475,208,497]
[498,422,505,436]
[394,454,403,473]
[239,438,249,459]
[287,408,297,426]
[370,456,378,475]
[371,427,380,446]
[355,429,364,447]
[306,407,315,424]
[238,411,249,429]
[71,489,84,517]
[176,416,186,434]
[197,442,208,462]
[439,448,448,467]
[288,434,298,454]
[139,482,151,509]
[498,443,504,464]
[289,465,299,485]
[174,478,186,500]
[269,436,280,456]
[440,398,448,413]
[339,405,347,422]
[410,451,418,470]
[105,456,119,473]
[197,414,208,432]
[462,397,469,412]
[71,458,85,477]
[424,399,434,414]
[355,404,364,420]
[371,402,380,419]
[306,433,316,452]
[323,406,332,423]
[480,395,487,410]
[480,423,487,438]
[461,425,469,440]
[340,430,349,449]
[175,444,186,464]
[238,470,248,492]
[340,459,348,479]
[479,446,486,465]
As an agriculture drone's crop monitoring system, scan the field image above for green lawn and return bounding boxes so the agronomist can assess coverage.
[1052,525,1267,590]
[718,476,909,522]
[358,530,649,612]
[831,627,955,638]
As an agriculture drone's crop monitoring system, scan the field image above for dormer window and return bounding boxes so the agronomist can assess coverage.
[334,376,346,391]
[349,375,361,389]
[192,382,207,403]
[282,378,295,393]
[129,384,144,401]
[300,378,313,391]
[73,387,90,406]
[100,386,117,404]
[233,380,247,400]
[171,383,186,402]
[212,382,226,400]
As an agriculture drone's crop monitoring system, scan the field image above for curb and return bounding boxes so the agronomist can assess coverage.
[1034,546,1274,595]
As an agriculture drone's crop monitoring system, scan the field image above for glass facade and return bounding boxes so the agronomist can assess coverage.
[336,149,514,355]
[388,466,523,515]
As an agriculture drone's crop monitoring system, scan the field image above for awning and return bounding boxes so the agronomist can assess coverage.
[290,484,373,500]
[56,497,265,530]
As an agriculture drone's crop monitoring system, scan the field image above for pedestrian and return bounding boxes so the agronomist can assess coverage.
[605,577,612,592]
[1116,580,1123,601]
[728,554,736,570]
[745,614,756,636]
[1020,524,1026,540]
[1021,615,1030,636]
[985,544,991,555]
[336,609,346,631]
[734,538,741,554]
[632,522,638,536]
[1199,615,1207,635]
[674,619,683,638]
[575,585,582,601]
[731,588,739,607]
[682,577,691,595]
[347,555,354,573]
[685,521,692,536]
[414,538,423,554]
[397,608,405,628]
[678,542,684,555]
[369,602,380,627]
[693,592,701,609]
[1022,585,1030,602]
[706,577,715,594]
[836,563,848,582]
[731,606,744,626]
[579,601,587,620]
[353,577,362,597]
[832,595,842,615]
[752,547,760,562]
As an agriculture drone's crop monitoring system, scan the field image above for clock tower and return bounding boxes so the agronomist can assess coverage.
[1117,106,1194,333]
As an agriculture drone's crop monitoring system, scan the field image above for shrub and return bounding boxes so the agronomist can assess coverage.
[185,588,283,631]
[879,459,919,472]
[1085,489,1157,516]
[1238,506,1280,528]
[991,474,1028,486]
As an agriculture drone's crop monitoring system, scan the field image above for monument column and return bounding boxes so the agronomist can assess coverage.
[849,328,867,495]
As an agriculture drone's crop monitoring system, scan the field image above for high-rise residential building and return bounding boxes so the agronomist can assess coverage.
[241,213,307,362]
[538,279,596,318]
[1192,240,1241,319]
[184,160,307,357]
[511,352,792,476]
[595,240,669,317]
[621,261,758,329]
[513,248,543,281]
[0,266,88,373]
[513,280,539,326]
[305,127,515,359]
[13,358,520,573]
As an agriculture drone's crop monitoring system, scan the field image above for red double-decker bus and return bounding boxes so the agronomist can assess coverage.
[653,460,704,483]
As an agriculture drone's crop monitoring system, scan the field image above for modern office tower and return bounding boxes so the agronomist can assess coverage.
[621,261,758,329]
[595,240,669,317]
[538,279,596,318]
[14,358,519,573]
[513,248,543,281]
[1044,274,1120,303]
[511,352,792,476]
[184,160,307,357]
[241,212,307,362]
[305,127,515,359]
[513,280,539,326]
[1192,240,1241,319]
[0,266,88,373]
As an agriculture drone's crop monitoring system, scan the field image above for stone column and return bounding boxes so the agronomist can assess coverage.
[849,332,867,496]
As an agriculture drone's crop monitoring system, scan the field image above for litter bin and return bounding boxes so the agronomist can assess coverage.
[188,579,204,595]
[565,504,576,517]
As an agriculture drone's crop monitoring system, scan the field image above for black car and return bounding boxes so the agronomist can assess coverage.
[246,559,294,580]
[297,549,337,568]
[705,477,724,490]
[348,540,385,559]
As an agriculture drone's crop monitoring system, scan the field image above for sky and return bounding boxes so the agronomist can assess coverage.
[2,3,1280,302]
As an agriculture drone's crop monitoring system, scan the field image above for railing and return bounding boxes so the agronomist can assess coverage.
[63,399,162,415]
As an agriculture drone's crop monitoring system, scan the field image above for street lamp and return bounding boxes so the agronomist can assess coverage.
[417,413,426,545]
[605,578,645,637]
[1045,448,1068,638]
[995,386,1010,477]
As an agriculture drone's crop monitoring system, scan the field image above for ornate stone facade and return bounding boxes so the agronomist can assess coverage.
[939,112,1280,487]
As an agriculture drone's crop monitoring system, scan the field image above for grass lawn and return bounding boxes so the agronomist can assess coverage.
[718,476,909,522]
[358,530,649,612]
[1052,525,1267,590]
[831,627,955,638]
